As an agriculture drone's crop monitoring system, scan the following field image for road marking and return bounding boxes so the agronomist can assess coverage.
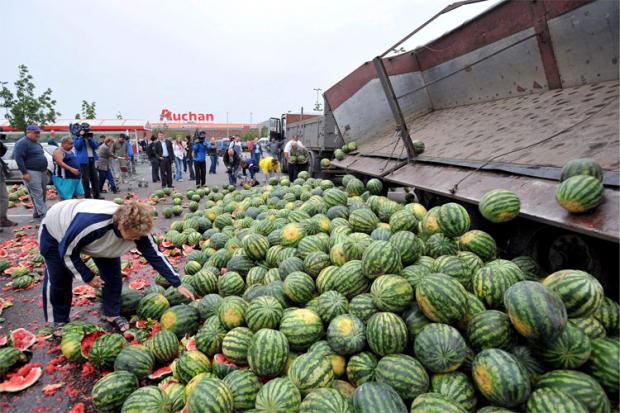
[7,214,36,217]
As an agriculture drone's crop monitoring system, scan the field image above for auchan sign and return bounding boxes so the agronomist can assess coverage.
[159,109,214,122]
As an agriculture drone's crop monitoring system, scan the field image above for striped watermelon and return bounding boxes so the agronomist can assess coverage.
[283,271,316,304]
[366,312,408,356]
[437,203,470,237]
[415,273,468,324]
[279,308,323,351]
[457,251,484,274]
[375,353,429,401]
[526,388,587,413]
[402,303,431,341]
[186,377,234,413]
[221,369,262,411]
[370,274,413,313]
[472,349,531,408]
[542,270,604,318]
[218,271,246,297]
[366,178,383,195]
[425,233,458,258]
[120,386,172,413]
[479,189,521,223]
[92,371,139,412]
[458,291,487,330]
[346,351,378,386]
[534,322,591,369]
[197,294,224,320]
[327,205,350,220]
[510,345,546,386]
[556,175,604,213]
[349,208,379,234]
[245,296,283,332]
[420,207,442,235]
[288,351,334,395]
[326,314,366,355]
[504,281,568,341]
[593,297,619,335]
[278,256,305,277]
[431,372,477,412]
[304,251,331,277]
[323,188,348,207]
[389,208,418,232]
[247,329,289,377]
[466,310,516,351]
[346,178,365,197]
[316,265,340,294]
[588,337,619,394]
[349,293,378,322]
[535,369,611,413]
[352,382,408,413]
[472,259,523,309]
[297,235,328,259]
[217,296,247,330]
[570,317,606,339]
[280,222,307,247]
[389,231,423,265]
[192,270,218,296]
[560,158,603,182]
[242,233,270,261]
[410,392,466,413]
[137,293,170,320]
[371,227,392,241]
[195,316,226,356]
[88,333,126,371]
[317,290,349,323]
[147,330,179,364]
[342,233,372,260]
[361,241,402,280]
[255,377,301,412]
[333,260,369,298]
[299,388,352,413]
[160,304,200,338]
[401,264,431,291]
[458,230,497,261]
[511,255,544,280]
[114,345,156,379]
[222,327,254,365]
[414,323,467,373]
[431,255,472,288]
[161,382,185,412]
[173,350,211,384]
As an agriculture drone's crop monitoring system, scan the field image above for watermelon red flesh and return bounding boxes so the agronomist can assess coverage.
[10,328,36,351]
[81,331,107,358]
[129,280,147,290]
[0,336,7,346]
[0,364,42,392]
[148,365,173,380]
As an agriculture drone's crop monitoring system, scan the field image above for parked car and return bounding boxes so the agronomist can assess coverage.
[216,139,230,156]
[2,142,55,184]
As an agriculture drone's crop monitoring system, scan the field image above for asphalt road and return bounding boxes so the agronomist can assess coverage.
[0,158,239,412]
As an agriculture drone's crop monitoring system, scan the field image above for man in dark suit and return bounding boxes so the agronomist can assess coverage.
[154,131,174,188]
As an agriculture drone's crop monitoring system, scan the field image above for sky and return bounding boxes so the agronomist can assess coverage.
[1,0,502,124]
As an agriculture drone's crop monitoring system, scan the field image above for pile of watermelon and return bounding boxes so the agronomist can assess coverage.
[49,172,618,412]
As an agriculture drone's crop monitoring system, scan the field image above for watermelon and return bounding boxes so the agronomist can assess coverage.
[466,310,516,351]
[511,255,544,280]
[560,158,603,182]
[114,345,156,379]
[472,349,531,408]
[402,303,431,341]
[89,333,127,370]
[593,297,619,335]
[352,382,408,413]
[245,295,283,332]
[255,377,301,412]
[185,260,202,276]
[222,327,254,365]
[570,316,606,339]
[92,371,139,412]
[375,353,429,401]
[346,351,377,386]
[437,203,470,237]
[0,363,42,393]
[504,281,568,341]
[0,347,27,377]
[479,189,521,223]
[556,175,604,213]
[366,178,383,195]
[222,369,262,411]
[458,230,497,261]
[411,139,425,155]
[9,328,36,351]
[173,350,211,384]
[326,314,366,355]
[137,293,170,320]
[120,386,172,413]
[299,388,352,413]
[588,337,619,394]
[186,377,234,413]
[192,270,218,296]
[366,312,407,356]
[317,290,349,324]
[361,241,402,280]
[542,269,604,318]
[218,271,246,297]
[160,304,200,338]
[247,329,289,377]
[431,255,472,288]
[370,274,413,313]
[535,369,611,413]
[195,316,226,357]
[217,296,248,330]
[304,251,331,277]
[472,259,523,309]
[334,260,370,299]
[526,388,587,413]
[389,209,418,233]
[280,308,324,350]
[283,271,316,304]
[288,351,334,395]
[431,372,477,412]
[350,293,378,322]
[389,231,422,265]
[410,392,467,413]
[414,323,467,373]
[415,273,468,324]
[425,233,458,258]
[534,323,591,369]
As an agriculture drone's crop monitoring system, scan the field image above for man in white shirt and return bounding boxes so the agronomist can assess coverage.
[283,135,306,181]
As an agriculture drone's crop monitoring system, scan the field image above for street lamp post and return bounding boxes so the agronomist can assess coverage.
[226,112,229,140]
[313,88,322,111]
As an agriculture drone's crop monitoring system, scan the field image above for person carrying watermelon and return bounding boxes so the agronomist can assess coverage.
[39,200,195,335]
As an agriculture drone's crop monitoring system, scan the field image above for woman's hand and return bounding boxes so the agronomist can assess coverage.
[87,276,104,289]
[177,285,195,301]
[69,167,80,175]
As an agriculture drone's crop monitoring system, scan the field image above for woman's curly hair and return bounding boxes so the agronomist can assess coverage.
[113,201,154,236]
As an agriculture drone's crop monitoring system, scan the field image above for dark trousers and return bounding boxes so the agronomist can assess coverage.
[98,169,117,192]
[40,226,123,322]
[194,161,206,187]
[288,163,297,181]
[159,157,173,188]
[80,158,100,198]
[209,155,218,173]
[150,159,160,182]
[185,157,195,179]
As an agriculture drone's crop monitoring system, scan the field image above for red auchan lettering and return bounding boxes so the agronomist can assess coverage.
[160,109,214,122]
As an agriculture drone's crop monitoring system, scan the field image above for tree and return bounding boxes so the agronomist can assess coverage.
[0,64,61,131]
[80,100,96,119]
[241,130,258,141]
[260,126,268,138]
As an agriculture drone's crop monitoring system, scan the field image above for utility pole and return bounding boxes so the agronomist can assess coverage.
[226,112,229,139]
[313,88,322,112]
[250,112,253,124]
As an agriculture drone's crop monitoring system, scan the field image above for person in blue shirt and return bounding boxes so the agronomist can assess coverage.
[13,124,49,218]
[240,156,260,186]
[51,136,84,200]
[72,123,101,199]
[192,131,208,188]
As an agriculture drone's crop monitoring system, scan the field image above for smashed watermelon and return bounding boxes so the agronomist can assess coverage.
[0,363,42,392]
[148,365,173,380]
[80,331,107,359]
[10,328,36,351]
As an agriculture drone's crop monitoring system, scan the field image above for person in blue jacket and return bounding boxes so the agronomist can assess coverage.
[251,140,262,164]
[71,123,101,199]
[192,131,208,188]
[40,199,195,334]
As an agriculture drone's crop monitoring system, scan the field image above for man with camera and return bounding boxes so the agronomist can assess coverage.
[72,123,101,199]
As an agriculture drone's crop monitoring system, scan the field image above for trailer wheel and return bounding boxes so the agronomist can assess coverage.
[307,150,318,177]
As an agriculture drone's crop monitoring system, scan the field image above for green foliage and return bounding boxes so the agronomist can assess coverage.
[80,100,97,119]
[0,64,61,131]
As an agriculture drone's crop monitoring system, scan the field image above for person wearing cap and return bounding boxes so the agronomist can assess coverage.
[40,200,195,334]
[73,124,101,199]
[192,131,208,188]
[13,124,49,219]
